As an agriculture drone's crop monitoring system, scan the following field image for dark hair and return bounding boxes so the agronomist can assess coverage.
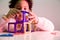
[9,0,33,10]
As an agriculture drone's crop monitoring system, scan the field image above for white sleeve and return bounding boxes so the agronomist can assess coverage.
[0,18,7,27]
[37,17,54,32]
[0,17,8,31]
[0,18,16,31]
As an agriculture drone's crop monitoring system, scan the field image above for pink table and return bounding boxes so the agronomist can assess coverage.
[0,31,60,40]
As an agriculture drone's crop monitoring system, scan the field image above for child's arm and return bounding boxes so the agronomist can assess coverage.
[28,12,54,32]
[36,17,54,32]
[28,12,39,31]
[0,17,8,32]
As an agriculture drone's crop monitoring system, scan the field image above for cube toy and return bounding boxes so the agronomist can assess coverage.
[8,11,31,33]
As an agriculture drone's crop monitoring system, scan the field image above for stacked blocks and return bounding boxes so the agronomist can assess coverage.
[8,11,31,33]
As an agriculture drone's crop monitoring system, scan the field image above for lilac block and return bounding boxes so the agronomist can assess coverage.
[8,11,29,33]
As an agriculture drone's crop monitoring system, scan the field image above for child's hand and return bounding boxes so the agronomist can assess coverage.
[28,12,38,24]
[6,8,21,18]
[2,8,21,21]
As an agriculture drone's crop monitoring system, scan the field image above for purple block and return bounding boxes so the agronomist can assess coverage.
[8,11,29,33]
[8,22,16,33]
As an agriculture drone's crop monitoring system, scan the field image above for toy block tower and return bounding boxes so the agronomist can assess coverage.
[8,10,31,33]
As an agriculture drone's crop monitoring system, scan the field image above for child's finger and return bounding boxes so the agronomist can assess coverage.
[13,8,20,13]
[28,15,35,20]
[10,8,21,16]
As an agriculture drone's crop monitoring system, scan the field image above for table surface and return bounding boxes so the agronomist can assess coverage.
[0,31,60,40]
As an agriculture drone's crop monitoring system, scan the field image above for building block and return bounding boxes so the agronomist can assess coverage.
[8,10,31,33]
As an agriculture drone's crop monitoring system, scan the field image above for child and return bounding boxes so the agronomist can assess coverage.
[0,0,54,32]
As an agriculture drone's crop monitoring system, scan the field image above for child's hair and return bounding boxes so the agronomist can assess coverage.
[9,0,33,11]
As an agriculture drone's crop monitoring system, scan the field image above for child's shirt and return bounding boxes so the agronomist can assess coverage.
[0,17,54,32]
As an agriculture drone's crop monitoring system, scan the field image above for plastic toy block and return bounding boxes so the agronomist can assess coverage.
[8,10,31,33]
[0,34,13,37]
